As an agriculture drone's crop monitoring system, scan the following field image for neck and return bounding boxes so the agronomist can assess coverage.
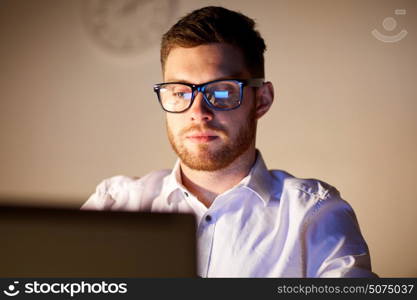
[180,147,257,208]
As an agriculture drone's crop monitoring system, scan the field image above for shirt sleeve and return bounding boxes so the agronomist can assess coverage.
[304,194,378,278]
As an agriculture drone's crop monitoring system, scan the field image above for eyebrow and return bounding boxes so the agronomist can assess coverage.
[165,73,247,84]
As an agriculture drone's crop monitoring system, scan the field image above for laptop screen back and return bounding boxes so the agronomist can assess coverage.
[0,206,197,277]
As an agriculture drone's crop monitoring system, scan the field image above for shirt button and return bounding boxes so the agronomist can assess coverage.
[205,215,212,222]
[184,191,189,197]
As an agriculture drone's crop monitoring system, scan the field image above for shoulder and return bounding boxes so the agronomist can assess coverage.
[270,169,341,201]
[269,170,350,219]
[271,171,362,239]
[81,169,171,211]
[97,169,171,196]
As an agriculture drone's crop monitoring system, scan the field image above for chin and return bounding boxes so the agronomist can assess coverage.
[179,146,239,171]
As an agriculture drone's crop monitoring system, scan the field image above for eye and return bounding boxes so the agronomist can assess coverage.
[204,92,213,100]
[173,91,192,99]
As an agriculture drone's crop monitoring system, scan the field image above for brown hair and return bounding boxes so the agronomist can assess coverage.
[160,6,266,77]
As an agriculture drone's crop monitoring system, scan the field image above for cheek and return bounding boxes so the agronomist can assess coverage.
[229,108,255,134]
[166,115,183,135]
[214,113,241,136]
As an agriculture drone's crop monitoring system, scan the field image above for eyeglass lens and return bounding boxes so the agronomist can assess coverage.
[158,81,241,112]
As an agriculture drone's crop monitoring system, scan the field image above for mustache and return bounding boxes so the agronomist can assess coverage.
[180,123,228,137]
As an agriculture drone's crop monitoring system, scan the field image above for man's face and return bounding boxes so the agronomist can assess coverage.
[163,43,258,171]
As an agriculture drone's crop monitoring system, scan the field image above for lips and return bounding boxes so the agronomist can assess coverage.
[186,131,219,142]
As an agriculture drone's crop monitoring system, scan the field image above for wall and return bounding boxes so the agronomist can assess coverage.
[0,0,416,277]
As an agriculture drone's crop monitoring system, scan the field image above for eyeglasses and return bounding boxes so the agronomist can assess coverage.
[153,78,264,113]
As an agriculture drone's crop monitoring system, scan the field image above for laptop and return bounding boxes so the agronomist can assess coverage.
[0,206,197,277]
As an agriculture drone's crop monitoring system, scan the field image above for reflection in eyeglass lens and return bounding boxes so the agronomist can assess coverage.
[159,80,242,112]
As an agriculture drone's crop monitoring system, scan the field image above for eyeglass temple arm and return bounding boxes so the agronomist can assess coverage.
[245,78,264,87]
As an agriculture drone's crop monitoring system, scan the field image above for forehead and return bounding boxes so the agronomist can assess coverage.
[163,43,250,83]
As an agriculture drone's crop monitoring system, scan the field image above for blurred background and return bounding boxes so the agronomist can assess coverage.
[0,0,415,277]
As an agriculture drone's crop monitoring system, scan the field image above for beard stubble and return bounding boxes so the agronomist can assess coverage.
[167,105,257,171]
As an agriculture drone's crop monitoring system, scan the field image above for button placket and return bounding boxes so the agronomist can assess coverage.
[197,211,217,277]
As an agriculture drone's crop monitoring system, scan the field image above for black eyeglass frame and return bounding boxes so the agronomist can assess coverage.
[153,78,264,113]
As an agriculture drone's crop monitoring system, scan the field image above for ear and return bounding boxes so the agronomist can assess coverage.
[255,81,274,120]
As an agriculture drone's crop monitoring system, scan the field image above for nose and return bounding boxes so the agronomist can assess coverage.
[188,92,214,122]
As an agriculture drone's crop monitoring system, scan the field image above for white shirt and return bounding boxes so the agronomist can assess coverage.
[81,152,376,278]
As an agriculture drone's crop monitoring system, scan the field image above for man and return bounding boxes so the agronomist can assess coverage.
[82,6,376,278]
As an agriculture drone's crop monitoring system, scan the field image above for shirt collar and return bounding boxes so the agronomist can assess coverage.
[237,151,274,205]
[161,159,185,205]
[161,150,274,206]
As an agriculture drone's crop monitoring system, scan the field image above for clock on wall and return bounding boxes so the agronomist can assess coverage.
[81,0,178,55]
